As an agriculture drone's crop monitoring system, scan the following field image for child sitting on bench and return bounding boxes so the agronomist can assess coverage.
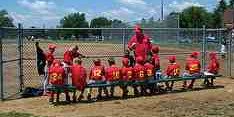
[48,60,67,104]
[71,58,87,102]
[164,55,180,91]
[183,52,201,89]
[134,56,146,96]
[151,45,160,71]
[121,58,134,98]
[204,52,220,86]
[105,58,122,97]
[144,58,155,94]
[88,59,108,100]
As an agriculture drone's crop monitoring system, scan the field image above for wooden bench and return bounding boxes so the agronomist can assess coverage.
[47,74,222,94]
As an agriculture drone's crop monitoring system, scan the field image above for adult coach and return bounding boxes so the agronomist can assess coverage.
[128,25,152,61]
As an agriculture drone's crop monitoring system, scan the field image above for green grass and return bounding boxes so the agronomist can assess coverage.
[0,111,43,117]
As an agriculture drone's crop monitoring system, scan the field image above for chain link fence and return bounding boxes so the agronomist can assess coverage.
[0,25,231,100]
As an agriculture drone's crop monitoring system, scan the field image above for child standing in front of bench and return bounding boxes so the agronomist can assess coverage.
[48,60,66,104]
[105,58,122,97]
[88,59,108,100]
[183,52,201,89]
[164,55,180,91]
[144,58,155,94]
[134,56,146,96]
[204,52,220,86]
[121,58,134,98]
[71,58,87,102]
[151,45,160,71]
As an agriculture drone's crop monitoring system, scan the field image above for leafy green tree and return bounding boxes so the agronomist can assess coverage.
[0,10,14,27]
[111,19,128,28]
[59,12,89,39]
[90,17,112,28]
[180,6,212,28]
[229,0,234,8]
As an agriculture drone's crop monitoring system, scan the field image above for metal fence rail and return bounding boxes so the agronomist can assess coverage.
[0,24,231,100]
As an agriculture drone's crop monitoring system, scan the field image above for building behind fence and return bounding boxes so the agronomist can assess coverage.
[0,24,232,100]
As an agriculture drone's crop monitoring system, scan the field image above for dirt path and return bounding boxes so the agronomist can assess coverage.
[0,78,233,117]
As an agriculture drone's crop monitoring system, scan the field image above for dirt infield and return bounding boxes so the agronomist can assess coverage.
[0,78,233,117]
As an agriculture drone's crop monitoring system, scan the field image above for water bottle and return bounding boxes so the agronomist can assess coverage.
[155,70,162,80]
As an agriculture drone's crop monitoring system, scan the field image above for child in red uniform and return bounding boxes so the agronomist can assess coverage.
[105,58,121,97]
[134,56,146,96]
[48,60,66,104]
[151,45,160,71]
[204,52,220,86]
[121,58,134,97]
[164,56,180,90]
[88,59,107,100]
[183,52,201,89]
[71,58,87,102]
[144,59,155,94]
[43,44,56,95]
[122,49,135,67]
[64,45,85,66]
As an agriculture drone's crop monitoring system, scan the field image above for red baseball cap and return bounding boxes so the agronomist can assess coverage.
[152,45,159,53]
[136,56,144,64]
[122,58,129,66]
[191,51,199,57]
[52,60,61,67]
[209,52,217,59]
[48,44,56,49]
[168,55,176,62]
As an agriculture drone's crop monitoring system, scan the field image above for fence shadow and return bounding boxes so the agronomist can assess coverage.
[53,85,224,106]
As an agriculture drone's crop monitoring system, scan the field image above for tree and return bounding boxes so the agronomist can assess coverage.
[111,19,128,28]
[59,12,89,39]
[90,17,112,28]
[212,0,228,28]
[180,6,212,28]
[0,10,14,27]
[229,0,234,8]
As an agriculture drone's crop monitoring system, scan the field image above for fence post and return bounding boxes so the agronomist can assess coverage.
[0,28,4,100]
[228,29,233,77]
[202,25,206,72]
[123,28,126,53]
[17,23,24,92]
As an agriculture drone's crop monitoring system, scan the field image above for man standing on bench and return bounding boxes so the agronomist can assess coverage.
[183,52,201,89]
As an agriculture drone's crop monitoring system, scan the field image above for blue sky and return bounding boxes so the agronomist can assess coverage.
[0,0,222,28]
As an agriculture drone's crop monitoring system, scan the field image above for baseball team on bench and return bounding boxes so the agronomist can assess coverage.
[40,25,220,104]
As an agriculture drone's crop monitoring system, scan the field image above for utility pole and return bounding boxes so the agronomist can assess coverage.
[161,0,164,21]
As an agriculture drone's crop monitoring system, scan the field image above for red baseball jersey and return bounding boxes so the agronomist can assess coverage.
[89,65,105,81]
[134,64,146,81]
[121,66,134,81]
[105,65,121,82]
[71,65,87,90]
[186,57,201,74]
[152,54,160,70]
[165,63,180,77]
[48,66,65,85]
[207,59,220,74]
[45,51,55,67]
[144,62,155,78]
[64,51,82,65]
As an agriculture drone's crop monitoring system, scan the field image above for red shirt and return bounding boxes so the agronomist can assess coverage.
[89,65,105,81]
[71,65,87,90]
[186,57,201,74]
[48,66,65,85]
[207,59,219,74]
[165,63,180,77]
[134,63,146,81]
[128,34,152,61]
[45,52,55,67]
[105,65,121,82]
[64,51,82,65]
[144,62,155,77]
[121,66,134,81]
[152,54,160,70]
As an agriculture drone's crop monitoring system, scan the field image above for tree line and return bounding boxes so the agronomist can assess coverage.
[0,0,234,28]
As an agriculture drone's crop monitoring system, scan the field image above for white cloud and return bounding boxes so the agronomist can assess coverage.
[169,1,204,12]
[9,12,29,23]
[118,0,147,5]
[18,0,56,15]
[102,7,135,20]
